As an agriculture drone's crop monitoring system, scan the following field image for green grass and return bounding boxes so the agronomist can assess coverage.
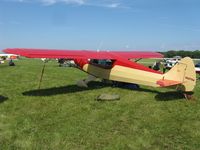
[0,59,200,149]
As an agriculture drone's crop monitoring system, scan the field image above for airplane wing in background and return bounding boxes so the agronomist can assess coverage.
[3,48,163,60]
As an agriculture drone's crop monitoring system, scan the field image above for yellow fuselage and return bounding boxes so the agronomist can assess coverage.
[83,64,162,87]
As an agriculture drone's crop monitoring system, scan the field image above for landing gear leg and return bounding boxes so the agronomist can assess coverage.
[76,75,96,88]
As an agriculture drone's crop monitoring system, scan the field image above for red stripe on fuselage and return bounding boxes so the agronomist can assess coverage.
[113,60,162,74]
[74,59,89,68]
[112,54,163,74]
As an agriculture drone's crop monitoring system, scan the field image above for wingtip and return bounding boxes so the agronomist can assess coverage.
[2,48,20,54]
[2,48,10,53]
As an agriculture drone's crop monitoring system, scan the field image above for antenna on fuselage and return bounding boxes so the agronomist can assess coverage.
[97,41,103,52]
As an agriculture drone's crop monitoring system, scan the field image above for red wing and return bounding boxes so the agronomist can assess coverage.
[3,48,163,59]
[3,48,113,59]
[109,51,163,59]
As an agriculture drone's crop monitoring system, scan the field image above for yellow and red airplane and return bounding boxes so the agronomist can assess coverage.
[3,48,196,98]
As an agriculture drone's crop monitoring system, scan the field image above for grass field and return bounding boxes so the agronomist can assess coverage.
[0,58,200,149]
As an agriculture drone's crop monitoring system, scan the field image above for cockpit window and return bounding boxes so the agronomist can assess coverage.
[89,59,114,69]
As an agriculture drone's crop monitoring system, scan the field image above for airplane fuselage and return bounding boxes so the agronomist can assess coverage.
[74,58,164,87]
[73,57,196,92]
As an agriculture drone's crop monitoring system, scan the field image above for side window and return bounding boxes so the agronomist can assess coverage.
[90,59,114,69]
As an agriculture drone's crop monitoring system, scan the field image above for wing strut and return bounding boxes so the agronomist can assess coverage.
[134,58,142,62]
[38,61,47,89]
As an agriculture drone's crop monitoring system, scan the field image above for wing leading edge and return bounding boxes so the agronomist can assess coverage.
[3,48,163,60]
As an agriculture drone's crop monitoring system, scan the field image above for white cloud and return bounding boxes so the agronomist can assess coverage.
[106,3,120,8]
[9,0,87,5]
[8,0,127,9]
[41,0,86,5]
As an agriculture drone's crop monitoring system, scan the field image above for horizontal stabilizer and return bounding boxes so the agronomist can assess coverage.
[157,79,181,87]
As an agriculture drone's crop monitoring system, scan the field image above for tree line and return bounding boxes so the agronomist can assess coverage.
[159,50,200,58]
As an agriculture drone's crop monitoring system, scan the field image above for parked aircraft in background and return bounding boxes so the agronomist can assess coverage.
[0,53,19,60]
[164,56,200,75]
[163,56,182,69]
[195,63,200,74]
[0,53,19,65]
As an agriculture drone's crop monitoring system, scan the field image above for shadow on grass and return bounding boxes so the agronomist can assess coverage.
[23,82,108,96]
[22,81,184,101]
[133,88,184,101]
[0,95,8,103]
[133,88,160,94]
[155,91,185,101]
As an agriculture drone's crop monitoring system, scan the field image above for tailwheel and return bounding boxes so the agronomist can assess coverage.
[183,92,194,100]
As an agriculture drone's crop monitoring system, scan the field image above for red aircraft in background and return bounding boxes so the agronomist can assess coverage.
[3,48,196,98]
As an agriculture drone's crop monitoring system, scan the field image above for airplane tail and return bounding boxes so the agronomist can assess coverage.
[157,57,196,92]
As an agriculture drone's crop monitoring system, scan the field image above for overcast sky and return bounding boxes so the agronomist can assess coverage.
[0,0,200,51]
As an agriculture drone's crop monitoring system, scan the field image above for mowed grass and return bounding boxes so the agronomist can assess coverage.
[0,59,200,150]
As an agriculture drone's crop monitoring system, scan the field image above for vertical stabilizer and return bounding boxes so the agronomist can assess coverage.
[162,57,196,92]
